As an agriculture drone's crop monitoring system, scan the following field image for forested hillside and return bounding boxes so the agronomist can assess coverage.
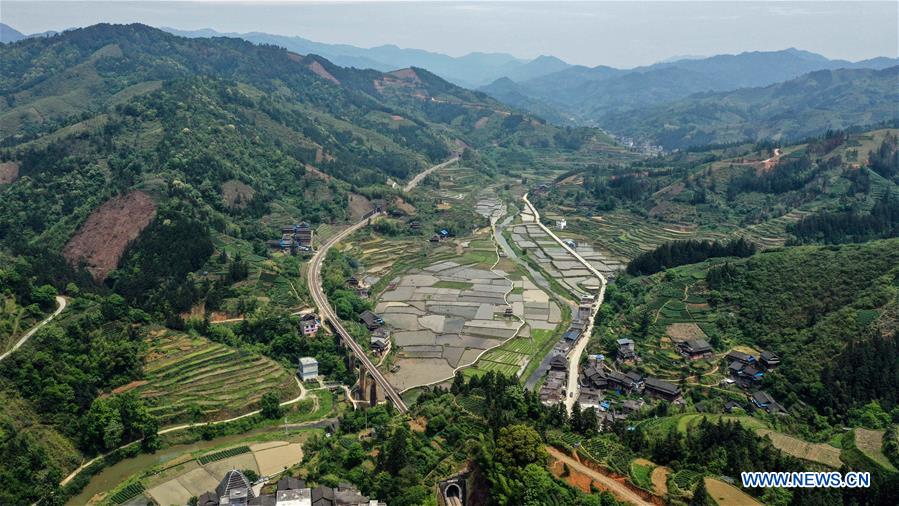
[0,24,617,503]
[534,128,899,260]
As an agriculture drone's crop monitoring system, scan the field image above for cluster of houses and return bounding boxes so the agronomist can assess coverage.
[538,295,597,404]
[198,471,386,506]
[269,222,314,254]
[360,310,390,354]
[723,349,780,388]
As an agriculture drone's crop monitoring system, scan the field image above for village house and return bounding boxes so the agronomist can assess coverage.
[562,327,582,342]
[556,219,567,230]
[371,328,390,354]
[759,350,781,369]
[300,313,321,337]
[577,303,592,322]
[725,350,755,365]
[616,338,637,363]
[298,356,319,382]
[606,370,643,393]
[539,355,569,405]
[359,310,384,330]
[197,470,385,506]
[581,364,608,390]
[751,390,786,414]
[677,338,713,360]
[643,377,681,401]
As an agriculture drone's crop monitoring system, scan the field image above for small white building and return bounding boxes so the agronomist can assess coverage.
[298,357,318,381]
[556,219,567,230]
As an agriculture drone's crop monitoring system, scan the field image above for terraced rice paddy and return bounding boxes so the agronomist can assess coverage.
[376,257,524,390]
[141,441,304,506]
[757,429,843,468]
[510,207,605,293]
[136,330,299,425]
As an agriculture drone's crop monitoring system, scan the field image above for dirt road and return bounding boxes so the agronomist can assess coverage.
[403,156,459,192]
[547,446,653,506]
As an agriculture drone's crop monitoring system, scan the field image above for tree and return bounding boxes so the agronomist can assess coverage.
[495,424,546,469]
[384,425,410,474]
[690,478,710,506]
[260,392,283,419]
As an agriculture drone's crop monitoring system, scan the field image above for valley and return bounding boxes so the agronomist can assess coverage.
[0,13,897,506]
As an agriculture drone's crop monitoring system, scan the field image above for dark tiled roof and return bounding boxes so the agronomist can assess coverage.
[685,339,712,353]
[198,492,220,506]
[726,351,753,363]
[550,355,568,370]
[644,377,680,395]
[760,350,780,362]
[752,390,774,405]
[278,476,306,491]
[311,486,335,506]
[625,371,643,382]
[729,361,744,372]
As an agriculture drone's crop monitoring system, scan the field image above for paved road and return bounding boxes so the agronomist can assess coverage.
[523,194,607,414]
[60,377,313,487]
[403,156,459,192]
[0,295,66,363]
[307,214,409,413]
[547,446,653,506]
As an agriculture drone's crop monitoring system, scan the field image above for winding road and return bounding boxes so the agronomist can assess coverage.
[522,193,607,414]
[403,156,459,192]
[0,295,66,363]
[307,213,409,413]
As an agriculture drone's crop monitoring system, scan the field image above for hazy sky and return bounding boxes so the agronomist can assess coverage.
[3,1,897,67]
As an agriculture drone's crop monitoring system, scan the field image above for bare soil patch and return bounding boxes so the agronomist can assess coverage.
[854,428,896,471]
[221,179,255,209]
[474,116,489,129]
[111,380,148,395]
[307,60,340,85]
[0,161,19,184]
[63,191,157,281]
[704,477,762,506]
[393,196,416,215]
[665,323,707,341]
[650,466,670,496]
[348,193,374,221]
[757,429,842,468]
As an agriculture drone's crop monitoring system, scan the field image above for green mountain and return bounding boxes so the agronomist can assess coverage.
[481,49,899,147]
[605,67,899,149]
[162,26,572,88]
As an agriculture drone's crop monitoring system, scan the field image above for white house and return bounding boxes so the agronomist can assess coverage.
[298,357,318,381]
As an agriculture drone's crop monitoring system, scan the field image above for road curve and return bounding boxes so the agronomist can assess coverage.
[0,295,66,363]
[547,446,653,506]
[403,156,459,192]
[60,377,312,487]
[307,214,409,413]
[522,193,607,414]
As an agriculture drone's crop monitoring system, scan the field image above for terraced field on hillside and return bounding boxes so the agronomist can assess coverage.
[136,330,299,425]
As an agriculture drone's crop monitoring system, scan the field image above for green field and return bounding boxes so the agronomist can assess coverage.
[135,330,299,425]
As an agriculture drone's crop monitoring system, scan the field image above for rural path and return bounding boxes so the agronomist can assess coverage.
[547,446,653,506]
[0,295,66,363]
[307,211,409,413]
[522,193,607,414]
[403,156,459,192]
[60,377,312,487]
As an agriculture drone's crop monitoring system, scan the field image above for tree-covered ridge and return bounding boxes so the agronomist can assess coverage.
[626,238,755,276]
[705,240,899,420]
[534,128,899,259]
